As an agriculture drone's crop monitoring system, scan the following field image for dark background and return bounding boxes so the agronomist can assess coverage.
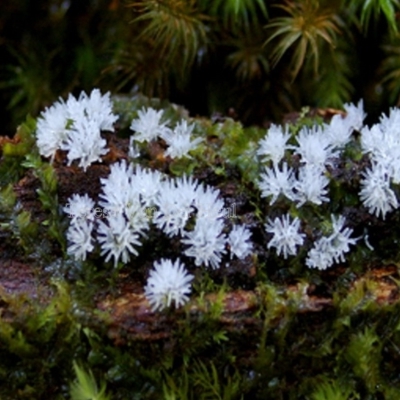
[0,0,397,136]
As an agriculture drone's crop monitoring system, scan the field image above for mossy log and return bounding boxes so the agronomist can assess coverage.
[1,133,399,346]
[0,252,398,344]
[2,119,400,398]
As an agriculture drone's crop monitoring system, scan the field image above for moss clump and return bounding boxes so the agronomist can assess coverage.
[0,269,399,398]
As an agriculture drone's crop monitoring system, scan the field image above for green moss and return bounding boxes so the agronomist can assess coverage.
[0,274,400,398]
[0,116,36,186]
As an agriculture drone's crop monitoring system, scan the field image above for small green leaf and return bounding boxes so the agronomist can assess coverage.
[70,361,111,400]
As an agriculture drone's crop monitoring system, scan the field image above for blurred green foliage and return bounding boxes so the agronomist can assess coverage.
[2,0,400,134]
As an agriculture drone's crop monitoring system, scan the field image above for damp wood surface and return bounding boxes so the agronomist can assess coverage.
[0,248,398,344]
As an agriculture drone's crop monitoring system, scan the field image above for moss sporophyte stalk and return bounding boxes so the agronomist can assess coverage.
[2,89,400,398]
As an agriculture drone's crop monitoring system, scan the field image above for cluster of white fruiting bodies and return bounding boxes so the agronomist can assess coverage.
[37,90,252,311]
[35,89,400,311]
[64,162,252,268]
[257,101,400,269]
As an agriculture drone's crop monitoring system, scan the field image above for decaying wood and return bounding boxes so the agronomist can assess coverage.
[0,251,398,344]
[1,135,399,345]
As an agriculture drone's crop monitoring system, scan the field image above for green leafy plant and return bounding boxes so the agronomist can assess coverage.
[70,361,111,400]
[309,377,355,400]
[0,45,56,127]
[345,328,382,393]
[131,0,208,72]
[3,0,400,128]
[265,0,341,78]
[0,115,37,186]
[380,32,400,105]
[191,361,243,400]
[354,0,399,34]
[21,153,66,252]
[202,0,268,28]
[305,36,355,108]
[226,26,269,82]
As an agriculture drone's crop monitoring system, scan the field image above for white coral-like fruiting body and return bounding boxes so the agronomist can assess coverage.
[343,99,365,132]
[294,164,330,207]
[325,114,353,149]
[63,193,96,223]
[144,258,194,311]
[256,124,291,164]
[97,213,142,267]
[265,214,305,259]
[227,225,253,260]
[182,219,227,269]
[66,220,95,261]
[35,89,116,170]
[361,109,400,185]
[99,160,134,212]
[163,120,203,159]
[36,101,69,161]
[98,161,151,228]
[131,165,165,208]
[258,162,296,205]
[194,184,226,222]
[306,215,357,270]
[80,88,118,131]
[360,124,385,159]
[130,107,170,142]
[153,176,198,237]
[359,163,398,219]
[324,101,365,149]
[294,126,338,169]
[61,117,108,171]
